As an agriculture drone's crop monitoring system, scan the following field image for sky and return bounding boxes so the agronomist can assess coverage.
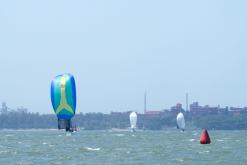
[0,0,247,114]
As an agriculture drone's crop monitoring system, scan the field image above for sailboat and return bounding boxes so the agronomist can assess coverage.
[51,73,77,132]
[176,112,185,131]
[129,112,137,132]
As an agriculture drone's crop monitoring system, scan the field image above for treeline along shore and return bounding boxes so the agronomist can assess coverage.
[0,108,247,130]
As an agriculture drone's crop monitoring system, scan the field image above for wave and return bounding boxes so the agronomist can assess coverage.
[84,147,101,151]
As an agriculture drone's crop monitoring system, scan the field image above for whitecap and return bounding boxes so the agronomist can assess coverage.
[115,134,125,137]
[66,133,72,136]
[174,158,184,162]
[199,150,210,154]
[189,139,195,142]
[5,134,14,137]
[85,147,101,151]
[217,139,224,142]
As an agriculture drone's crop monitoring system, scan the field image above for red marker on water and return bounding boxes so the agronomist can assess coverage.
[200,129,211,144]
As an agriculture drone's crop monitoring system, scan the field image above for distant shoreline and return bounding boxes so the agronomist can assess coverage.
[1,110,247,130]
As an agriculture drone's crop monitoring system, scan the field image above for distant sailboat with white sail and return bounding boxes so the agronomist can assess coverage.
[129,112,137,132]
[176,112,185,131]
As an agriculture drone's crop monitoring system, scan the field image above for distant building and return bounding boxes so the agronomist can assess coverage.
[1,102,8,114]
[110,112,123,115]
[144,110,161,116]
[17,107,28,113]
[170,103,185,114]
[0,102,28,114]
[110,111,129,116]
[110,111,136,117]
[229,107,247,111]
[190,102,227,116]
[229,107,247,116]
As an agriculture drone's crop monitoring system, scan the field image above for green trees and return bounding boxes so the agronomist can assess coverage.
[192,113,247,130]
[0,110,247,130]
[0,111,57,129]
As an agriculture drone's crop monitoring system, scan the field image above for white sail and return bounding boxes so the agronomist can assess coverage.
[129,112,137,131]
[176,112,185,130]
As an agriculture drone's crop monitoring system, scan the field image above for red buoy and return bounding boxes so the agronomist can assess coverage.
[200,129,211,144]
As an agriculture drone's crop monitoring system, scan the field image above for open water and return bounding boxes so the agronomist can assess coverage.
[0,129,246,165]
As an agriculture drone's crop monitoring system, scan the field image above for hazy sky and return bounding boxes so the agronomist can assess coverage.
[0,0,247,114]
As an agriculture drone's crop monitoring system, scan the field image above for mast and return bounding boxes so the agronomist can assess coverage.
[144,91,147,114]
[186,93,188,111]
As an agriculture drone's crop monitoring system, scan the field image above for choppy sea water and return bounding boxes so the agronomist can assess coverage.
[0,129,246,165]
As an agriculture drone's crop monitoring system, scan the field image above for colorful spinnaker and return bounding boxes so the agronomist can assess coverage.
[51,73,76,131]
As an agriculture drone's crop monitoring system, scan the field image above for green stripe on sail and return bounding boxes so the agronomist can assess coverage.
[54,75,75,115]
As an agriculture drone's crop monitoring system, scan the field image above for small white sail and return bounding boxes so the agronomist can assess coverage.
[176,112,185,131]
[129,112,137,131]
